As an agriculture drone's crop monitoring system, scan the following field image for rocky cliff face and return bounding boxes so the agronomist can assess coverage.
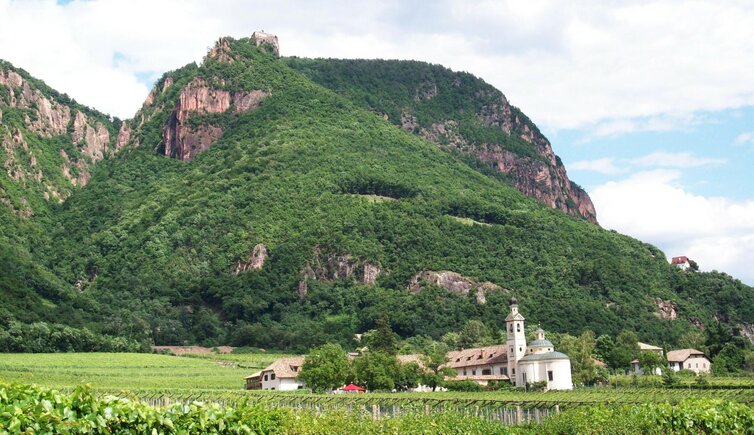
[404,92,597,223]
[287,59,598,223]
[297,247,381,297]
[408,270,507,304]
[0,63,115,214]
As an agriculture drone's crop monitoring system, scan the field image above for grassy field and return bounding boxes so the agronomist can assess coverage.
[0,352,288,391]
[1,353,752,406]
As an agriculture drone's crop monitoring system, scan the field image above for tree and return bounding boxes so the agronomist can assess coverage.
[458,320,493,349]
[395,361,424,391]
[594,334,614,363]
[677,330,705,351]
[559,330,598,385]
[609,330,639,370]
[297,343,350,393]
[352,352,399,391]
[712,343,746,375]
[364,317,398,355]
[421,342,456,392]
[637,351,665,375]
[441,332,460,350]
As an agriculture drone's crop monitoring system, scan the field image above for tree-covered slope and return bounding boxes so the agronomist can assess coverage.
[40,36,753,351]
[284,57,597,223]
[0,61,119,327]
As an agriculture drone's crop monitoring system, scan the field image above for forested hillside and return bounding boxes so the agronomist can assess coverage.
[1,36,752,352]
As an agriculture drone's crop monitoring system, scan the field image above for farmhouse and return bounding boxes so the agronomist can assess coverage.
[446,344,510,385]
[256,357,305,390]
[667,349,711,374]
[671,256,691,270]
[631,342,665,375]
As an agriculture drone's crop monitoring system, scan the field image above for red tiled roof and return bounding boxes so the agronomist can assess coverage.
[671,256,689,264]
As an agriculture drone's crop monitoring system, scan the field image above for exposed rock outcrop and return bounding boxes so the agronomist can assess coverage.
[71,111,110,162]
[739,323,754,345]
[654,298,678,320]
[233,243,268,274]
[251,31,280,57]
[207,37,235,63]
[0,69,71,137]
[162,77,269,161]
[397,89,597,223]
[115,123,132,149]
[297,247,380,297]
[407,271,506,304]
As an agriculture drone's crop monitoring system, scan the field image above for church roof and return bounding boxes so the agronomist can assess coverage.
[445,345,508,368]
[528,339,554,348]
[518,351,570,362]
[505,312,525,321]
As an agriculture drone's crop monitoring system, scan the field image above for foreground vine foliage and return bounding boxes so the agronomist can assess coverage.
[1,383,753,434]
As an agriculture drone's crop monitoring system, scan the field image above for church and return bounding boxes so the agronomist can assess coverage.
[505,297,573,390]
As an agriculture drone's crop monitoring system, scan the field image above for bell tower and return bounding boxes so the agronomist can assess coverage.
[505,297,526,386]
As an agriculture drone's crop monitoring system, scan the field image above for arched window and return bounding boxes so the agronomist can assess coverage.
[509,324,513,332]
[516,323,521,332]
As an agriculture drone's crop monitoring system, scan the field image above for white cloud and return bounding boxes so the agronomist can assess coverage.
[591,170,754,285]
[569,158,623,175]
[569,152,726,174]
[734,131,754,147]
[1,0,754,128]
[629,152,727,169]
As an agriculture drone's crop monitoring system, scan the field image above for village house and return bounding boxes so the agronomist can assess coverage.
[667,349,711,374]
[250,299,574,391]
[445,344,510,385]
[250,356,305,391]
[631,342,665,375]
[671,256,691,270]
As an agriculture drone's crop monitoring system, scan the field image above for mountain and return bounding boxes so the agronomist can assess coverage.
[1,34,753,352]
[284,58,597,223]
[0,60,120,327]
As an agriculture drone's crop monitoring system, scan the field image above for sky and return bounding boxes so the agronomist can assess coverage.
[1,0,752,284]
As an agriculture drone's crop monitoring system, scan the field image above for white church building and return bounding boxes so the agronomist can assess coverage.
[506,297,573,390]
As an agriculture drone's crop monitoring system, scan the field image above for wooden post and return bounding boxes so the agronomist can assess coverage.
[555,404,560,414]
[424,404,430,416]
[515,406,522,425]
[535,408,541,423]
[372,404,379,420]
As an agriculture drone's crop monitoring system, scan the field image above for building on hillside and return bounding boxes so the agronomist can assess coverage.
[258,357,305,390]
[671,256,691,270]
[444,298,572,390]
[445,344,511,386]
[667,349,711,374]
[509,302,573,390]
[631,342,665,375]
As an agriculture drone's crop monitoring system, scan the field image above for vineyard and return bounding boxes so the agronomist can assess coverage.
[2,383,754,434]
[0,352,286,391]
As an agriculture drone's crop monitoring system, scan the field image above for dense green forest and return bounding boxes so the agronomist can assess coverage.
[1,37,753,353]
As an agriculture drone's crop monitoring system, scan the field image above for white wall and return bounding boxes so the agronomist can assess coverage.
[519,359,573,390]
[260,370,303,391]
[680,356,711,374]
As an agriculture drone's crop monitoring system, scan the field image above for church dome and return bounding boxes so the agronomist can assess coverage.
[518,351,570,362]
[529,338,554,348]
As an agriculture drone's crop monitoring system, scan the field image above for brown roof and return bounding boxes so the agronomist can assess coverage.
[638,342,663,351]
[671,256,689,264]
[397,354,424,365]
[449,374,510,382]
[667,349,707,363]
[244,371,262,380]
[445,345,508,369]
[262,357,305,379]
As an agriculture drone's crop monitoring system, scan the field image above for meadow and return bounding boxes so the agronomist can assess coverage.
[0,352,287,391]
